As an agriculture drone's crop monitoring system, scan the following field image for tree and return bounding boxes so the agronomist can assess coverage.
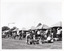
[2,26,10,31]
[10,27,18,31]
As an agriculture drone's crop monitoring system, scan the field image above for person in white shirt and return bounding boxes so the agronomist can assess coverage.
[26,32,30,43]
[57,28,61,38]
[37,31,40,35]
[45,29,54,43]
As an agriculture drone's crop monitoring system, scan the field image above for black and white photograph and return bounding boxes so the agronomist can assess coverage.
[1,0,62,49]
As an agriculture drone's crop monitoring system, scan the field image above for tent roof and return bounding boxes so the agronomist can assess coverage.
[22,27,26,30]
[36,24,43,29]
[51,21,62,27]
[42,24,49,29]
[36,23,49,29]
[37,23,42,27]
[31,26,36,30]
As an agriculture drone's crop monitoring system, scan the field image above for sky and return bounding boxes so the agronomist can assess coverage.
[1,0,61,30]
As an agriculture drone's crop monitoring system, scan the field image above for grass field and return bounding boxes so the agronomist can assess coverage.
[2,38,62,49]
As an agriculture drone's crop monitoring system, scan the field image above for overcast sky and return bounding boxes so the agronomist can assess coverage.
[1,0,61,29]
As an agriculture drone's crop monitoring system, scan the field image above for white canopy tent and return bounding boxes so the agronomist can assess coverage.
[42,24,49,29]
[51,21,62,28]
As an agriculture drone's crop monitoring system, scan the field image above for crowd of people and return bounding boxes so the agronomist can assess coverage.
[2,26,62,45]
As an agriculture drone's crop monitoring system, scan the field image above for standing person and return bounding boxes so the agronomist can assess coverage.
[22,30,24,38]
[26,32,30,43]
[44,30,48,39]
[56,28,61,38]
[60,29,62,41]
[37,30,40,35]
[32,30,35,44]
[40,30,45,43]
[49,29,54,43]
[35,30,37,39]
[37,30,41,39]
[12,31,17,39]
[19,31,22,40]
[50,31,54,43]
[32,30,35,40]
[17,28,19,35]
[16,28,20,39]
[46,29,54,43]
[37,30,42,44]
[47,29,50,37]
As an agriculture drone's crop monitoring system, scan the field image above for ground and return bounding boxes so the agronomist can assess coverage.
[2,38,62,49]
